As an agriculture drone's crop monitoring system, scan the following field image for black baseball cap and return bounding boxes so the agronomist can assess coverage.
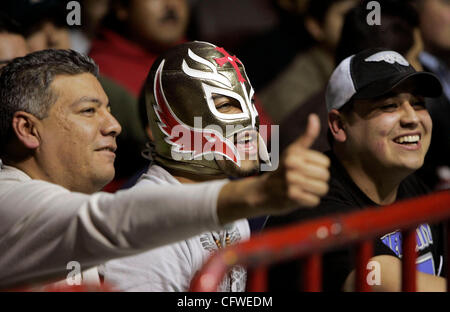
[326,48,443,112]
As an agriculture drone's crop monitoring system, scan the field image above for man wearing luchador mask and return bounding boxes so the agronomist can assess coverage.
[101,41,330,291]
[147,41,273,178]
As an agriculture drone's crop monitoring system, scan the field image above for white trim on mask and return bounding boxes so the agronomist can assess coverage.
[202,83,250,121]
[181,49,232,88]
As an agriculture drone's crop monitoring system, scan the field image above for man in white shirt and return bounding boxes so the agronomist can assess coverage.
[0,48,330,289]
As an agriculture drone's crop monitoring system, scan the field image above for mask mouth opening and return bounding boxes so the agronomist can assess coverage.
[235,129,258,145]
[232,129,259,160]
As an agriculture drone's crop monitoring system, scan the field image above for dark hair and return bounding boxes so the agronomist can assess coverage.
[0,49,99,156]
[335,0,419,64]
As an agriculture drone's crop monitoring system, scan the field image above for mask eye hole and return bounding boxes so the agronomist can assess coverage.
[202,83,249,120]
[212,93,244,115]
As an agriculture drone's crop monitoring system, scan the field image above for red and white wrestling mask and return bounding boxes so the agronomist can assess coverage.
[144,41,270,177]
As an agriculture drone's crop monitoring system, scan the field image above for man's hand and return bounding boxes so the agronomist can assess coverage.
[217,114,330,224]
[262,113,330,212]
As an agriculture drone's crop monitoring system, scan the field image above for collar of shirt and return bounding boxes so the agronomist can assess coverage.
[0,163,32,182]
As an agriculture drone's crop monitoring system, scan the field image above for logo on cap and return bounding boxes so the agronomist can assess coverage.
[364,51,409,67]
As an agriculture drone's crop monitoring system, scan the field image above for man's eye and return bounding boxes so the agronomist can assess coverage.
[412,102,426,110]
[213,95,243,114]
[81,108,96,114]
[216,102,232,110]
[380,104,397,111]
[216,101,238,112]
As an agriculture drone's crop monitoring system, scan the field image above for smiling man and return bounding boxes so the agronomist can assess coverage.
[267,48,446,291]
[325,48,446,291]
[27,72,121,194]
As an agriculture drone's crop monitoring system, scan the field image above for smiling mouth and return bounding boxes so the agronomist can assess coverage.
[235,129,258,145]
[233,130,259,159]
[236,134,256,145]
[393,134,421,145]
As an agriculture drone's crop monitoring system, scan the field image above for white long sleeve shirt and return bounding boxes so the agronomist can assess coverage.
[0,164,227,288]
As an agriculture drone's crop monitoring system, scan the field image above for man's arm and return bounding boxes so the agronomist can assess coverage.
[0,178,227,288]
[343,255,447,292]
[0,114,329,288]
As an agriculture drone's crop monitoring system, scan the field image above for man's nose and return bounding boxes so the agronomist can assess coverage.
[400,101,420,128]
[102,110,122,137]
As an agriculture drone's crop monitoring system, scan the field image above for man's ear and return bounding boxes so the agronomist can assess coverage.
[328,109,347,143]
[11,111,41,150]
[305,17,324,42]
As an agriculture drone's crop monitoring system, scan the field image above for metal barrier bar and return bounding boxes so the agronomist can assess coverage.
[247,266,268,292]
[190,191,450,292]
[356,240,373,292]
[402,229,417,291]
[302,253,322,291]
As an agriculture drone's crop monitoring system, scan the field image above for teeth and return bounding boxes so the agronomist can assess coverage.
[238,136,253,144]
[395,135,420,144]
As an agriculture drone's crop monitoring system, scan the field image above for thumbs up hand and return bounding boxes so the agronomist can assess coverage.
[217,114,330,224]
[262,114,330,213]
[295,113,322,149]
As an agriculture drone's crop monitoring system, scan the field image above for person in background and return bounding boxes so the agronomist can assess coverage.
[234,0,313,92]
[89,0,189,96]
[0,13,28,70]
[69,0,111,54]
[258,0,357,124]
[0,0,71,52]
[413,0,450,190]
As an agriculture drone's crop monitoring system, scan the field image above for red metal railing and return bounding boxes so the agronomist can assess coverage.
[190,190,450,292]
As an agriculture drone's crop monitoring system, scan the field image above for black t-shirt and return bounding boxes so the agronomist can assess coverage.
[266,151,444,291]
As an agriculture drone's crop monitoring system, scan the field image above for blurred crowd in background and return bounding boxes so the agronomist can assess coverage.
[0,0,448,193]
